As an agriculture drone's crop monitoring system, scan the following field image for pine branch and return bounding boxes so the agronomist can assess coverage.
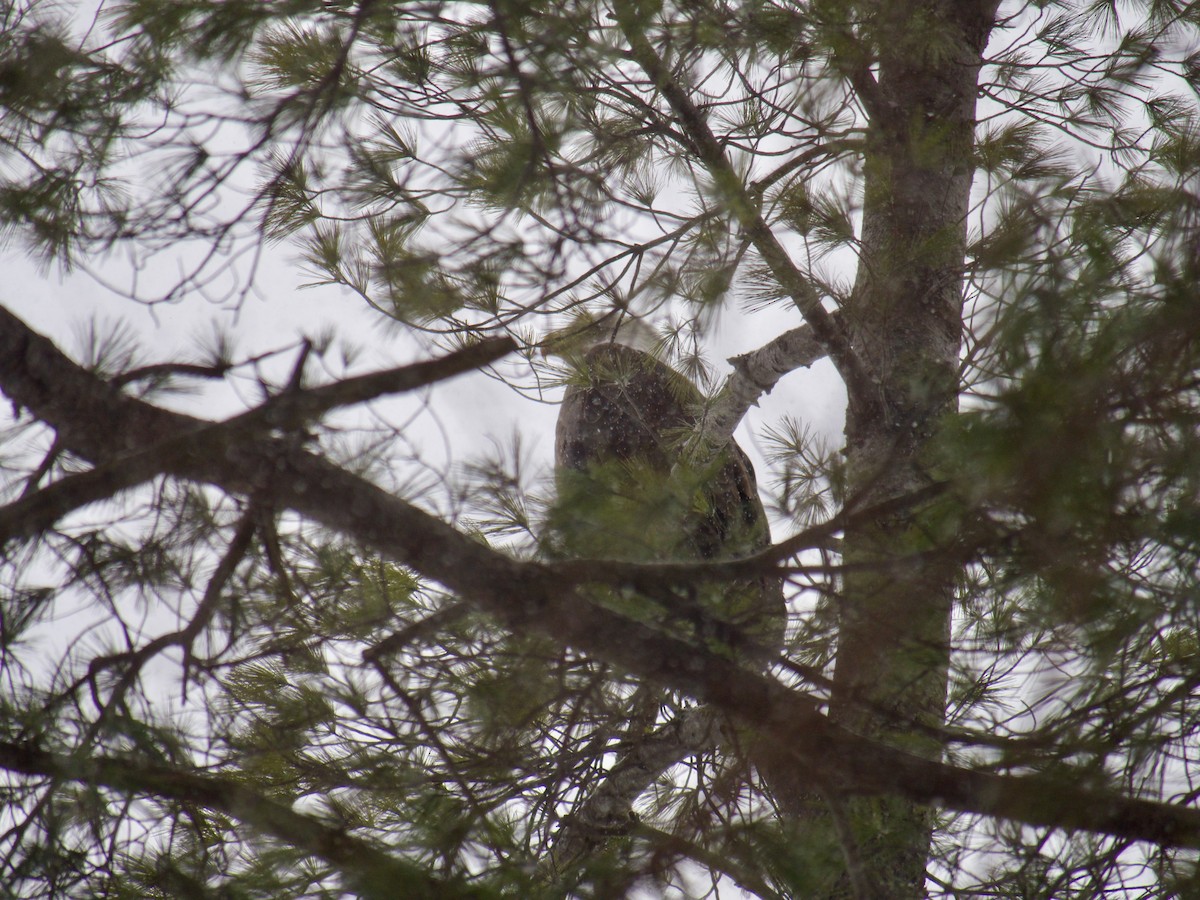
[690,312,846,461]
[610,0,879,423]
[0,740,484,900]
[0,311,513,549]
[543,706,724,881]
[4,306,1200,855]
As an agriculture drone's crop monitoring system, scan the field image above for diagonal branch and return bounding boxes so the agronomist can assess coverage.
[0,739,484,900]
[234,334,514,432]
[0,432,197,549]
[0,308,513,550]
[4,306,1200,854]
[690,312,845,459]
[543,706,724,880]
[611,0,878,422]
[83,510,257,720]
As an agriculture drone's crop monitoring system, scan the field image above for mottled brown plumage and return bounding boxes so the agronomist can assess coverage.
[551,342,785,662]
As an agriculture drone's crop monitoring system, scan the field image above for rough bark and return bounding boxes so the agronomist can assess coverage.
[820,3,1001,896]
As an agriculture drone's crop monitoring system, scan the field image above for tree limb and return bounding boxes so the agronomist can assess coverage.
[611,0,879,422]
[692,312,845,457]
[3,306,1200,854]
[234,334,514,432]
[0,311,513,549]
[543,706,725,879]
[0,740,486,900]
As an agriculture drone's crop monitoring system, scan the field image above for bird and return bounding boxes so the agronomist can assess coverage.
[543,313,785,664]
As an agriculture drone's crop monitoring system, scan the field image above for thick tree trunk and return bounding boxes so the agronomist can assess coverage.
[826,4,997,896]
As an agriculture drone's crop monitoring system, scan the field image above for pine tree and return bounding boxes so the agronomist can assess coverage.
[3,1,1200,896]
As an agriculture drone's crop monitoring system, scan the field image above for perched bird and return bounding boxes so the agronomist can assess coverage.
[544,314,785,664]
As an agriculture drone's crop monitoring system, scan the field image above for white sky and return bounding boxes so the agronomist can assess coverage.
[0,238,845,542]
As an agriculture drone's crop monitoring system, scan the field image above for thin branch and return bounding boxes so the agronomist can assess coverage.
[632,820,785,900]
[362,602,470,662]
[84,509,257,718]
[19,438,62,497]
[230,334,514,432]
[112,361,233,387]
[0,431,197,550]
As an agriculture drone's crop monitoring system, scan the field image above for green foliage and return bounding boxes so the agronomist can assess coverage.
[251,22,352,94]
[775,181,857,247]
[4,0,1200,897]
[112,0,315,63]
